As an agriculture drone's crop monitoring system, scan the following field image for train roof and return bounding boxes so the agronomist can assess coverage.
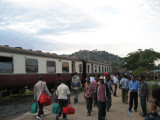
[0,45,81,61]
[0,45,111,67]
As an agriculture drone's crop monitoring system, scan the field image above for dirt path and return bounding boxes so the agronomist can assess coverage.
[2,88,151,120]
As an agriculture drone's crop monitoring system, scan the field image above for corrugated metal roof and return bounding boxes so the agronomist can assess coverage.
[0,45,81,61]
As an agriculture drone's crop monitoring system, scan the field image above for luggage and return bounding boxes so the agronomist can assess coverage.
[52,103,59,114]
[40,93,52,106]
[39,82,52,106]
[63,105,75,114]
[30,102,37,114]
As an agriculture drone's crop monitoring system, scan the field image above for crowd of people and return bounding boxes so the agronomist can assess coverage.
[33,72,160,120]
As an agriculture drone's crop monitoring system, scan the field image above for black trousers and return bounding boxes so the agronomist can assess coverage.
[57,99,68,118]
[85,97,93,113]
[113,84,117,96]
[98,101,106,120]
[129,92,138,110]
[38,101,44,117]
[93,93,97,106]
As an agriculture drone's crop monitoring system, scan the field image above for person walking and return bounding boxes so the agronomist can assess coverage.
[128,76,140,112]
[104,72,113,112]
[120,73,129,104]
[84,77,94,116]
[90,74,95,83]
[34,76,51,120]
[56,80,71,120]
[113,73,119,96]
[145,88,160,120]
[93,75,99,107]
[71,72,81,103]
[97,76,110,120]
[139,75,148,117]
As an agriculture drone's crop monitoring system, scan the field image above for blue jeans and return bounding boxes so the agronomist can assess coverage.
[73,89,79,102]
[106,97,111,110]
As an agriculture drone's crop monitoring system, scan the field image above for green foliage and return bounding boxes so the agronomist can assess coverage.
[151,84,158,90]
[133,68,146,76]
[119,49,160,74]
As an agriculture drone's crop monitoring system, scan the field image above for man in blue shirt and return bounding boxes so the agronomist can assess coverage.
[128,76,140,112]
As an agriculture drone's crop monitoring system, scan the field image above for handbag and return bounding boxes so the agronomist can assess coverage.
[30,102,37,114]
[63,104,75,114]
[39,82,51,106]
[52,103,59,114]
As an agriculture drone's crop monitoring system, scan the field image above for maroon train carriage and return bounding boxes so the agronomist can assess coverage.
[0,45,112,97]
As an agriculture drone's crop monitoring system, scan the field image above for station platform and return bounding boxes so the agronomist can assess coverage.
[5,88,150,120]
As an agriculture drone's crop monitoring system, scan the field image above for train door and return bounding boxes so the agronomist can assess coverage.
[72,61,75,73]
[82,59,86,84]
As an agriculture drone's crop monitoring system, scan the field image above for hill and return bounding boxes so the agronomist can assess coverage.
[69,49,121,64]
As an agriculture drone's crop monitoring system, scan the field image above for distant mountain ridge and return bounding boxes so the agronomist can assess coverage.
[69,50,120,64]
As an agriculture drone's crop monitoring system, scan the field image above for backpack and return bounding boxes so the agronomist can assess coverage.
[71,80,80,87]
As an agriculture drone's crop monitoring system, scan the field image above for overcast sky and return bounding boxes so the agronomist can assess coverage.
[0,0,160,57]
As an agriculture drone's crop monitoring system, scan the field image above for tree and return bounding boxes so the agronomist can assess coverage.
[119,49,160,75]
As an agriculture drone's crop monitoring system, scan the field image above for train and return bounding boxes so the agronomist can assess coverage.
[0,45,113,97]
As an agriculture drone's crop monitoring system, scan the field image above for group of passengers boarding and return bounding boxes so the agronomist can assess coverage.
[34,73,160,120]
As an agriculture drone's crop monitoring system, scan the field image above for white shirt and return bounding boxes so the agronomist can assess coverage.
[113,76,119,84]
[90,77,95,83]
[56,83,70,99]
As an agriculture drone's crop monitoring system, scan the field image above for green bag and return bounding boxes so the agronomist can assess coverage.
[52,103,59,114]
[30,102,37,114]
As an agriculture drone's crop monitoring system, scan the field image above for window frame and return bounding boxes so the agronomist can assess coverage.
[25,58,38,73]
[62,62,69,73]
[0,56,13,73]
[46,61,56,73]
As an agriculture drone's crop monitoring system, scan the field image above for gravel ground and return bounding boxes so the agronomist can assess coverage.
[1,88,152,120]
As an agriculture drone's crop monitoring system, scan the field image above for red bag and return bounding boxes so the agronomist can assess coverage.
[63,105,75,114]
[39,82,51,106]
[40,93,51,106]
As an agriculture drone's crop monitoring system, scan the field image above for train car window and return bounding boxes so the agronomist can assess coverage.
[47,61,56,73]
[62,62,69,73]
[26,58,38,73]
[95,66,97,73]
[87,65,90,73]
[0,56,13,73]
[79,64,82,73]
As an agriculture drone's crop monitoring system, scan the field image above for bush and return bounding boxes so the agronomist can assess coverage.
[151,84,158,90]
[133,68,146,76]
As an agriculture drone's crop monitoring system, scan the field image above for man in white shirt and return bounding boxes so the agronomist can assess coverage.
[56,80,71,120]
[113,74,119,96]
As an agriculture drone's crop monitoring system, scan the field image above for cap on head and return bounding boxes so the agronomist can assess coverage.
[99,76,104,80]
[104,72,109,76]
